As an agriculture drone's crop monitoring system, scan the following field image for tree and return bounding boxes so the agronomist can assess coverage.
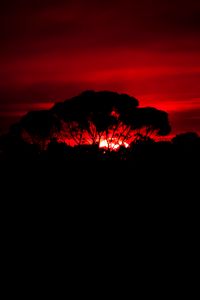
[172,132,199,145]
[123,107,171,144]
[10,110,61,150]
[52,91,140,149]
[8,91,171,151]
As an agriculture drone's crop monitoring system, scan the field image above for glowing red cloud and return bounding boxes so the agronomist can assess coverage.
[0,0,200,135]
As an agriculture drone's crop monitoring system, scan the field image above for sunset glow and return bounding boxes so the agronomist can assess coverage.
[0,1,200,135]
[99,139,129,150]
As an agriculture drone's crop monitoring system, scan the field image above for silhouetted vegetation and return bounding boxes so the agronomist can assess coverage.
[0,91,199,168]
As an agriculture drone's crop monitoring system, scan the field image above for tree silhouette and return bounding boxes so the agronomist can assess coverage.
[51,91,139,148]
[172,132,199,146]
[125,107,171,143]
[51,91,171,149]
[172,132,200,160]
[10,110,61,150]
[8,91,171,151]
[1,91,200,167]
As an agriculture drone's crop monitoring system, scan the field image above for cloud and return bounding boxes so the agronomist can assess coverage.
[171,109,200,134]
[0,0,200,134]
[1,0,200,55]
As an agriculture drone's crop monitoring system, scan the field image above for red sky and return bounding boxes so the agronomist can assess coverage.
[0,0,200,135]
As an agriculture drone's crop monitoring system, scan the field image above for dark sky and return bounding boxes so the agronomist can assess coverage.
[0,0,200,135]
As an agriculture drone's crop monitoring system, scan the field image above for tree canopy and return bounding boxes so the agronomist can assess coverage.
[9,91,171,150]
